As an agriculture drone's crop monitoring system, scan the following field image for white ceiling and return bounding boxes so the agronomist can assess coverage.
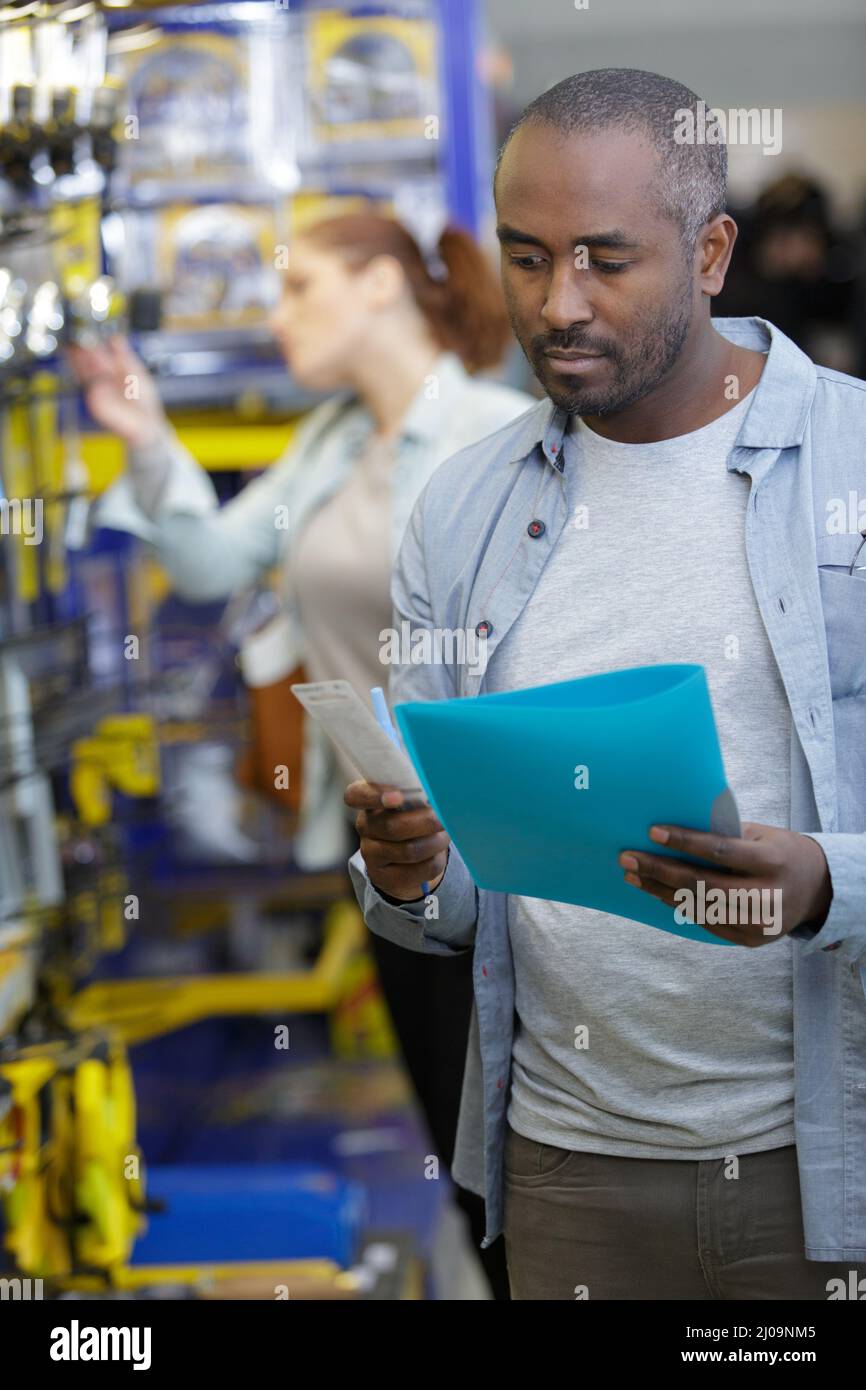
[484,0,866,36]
[481,0,866,109]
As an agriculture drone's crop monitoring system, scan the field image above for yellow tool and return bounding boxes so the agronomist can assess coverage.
[329,947,399,1060]
[70,1041,145,1271]
[65,866,128,964]
[67,898,389,1048]
[0,1052,68,1277]
[0,1031,145,1280]
[27,371,65,596]
[0,922,36,1036]
[49,197,103,297]
[70,715,159,827]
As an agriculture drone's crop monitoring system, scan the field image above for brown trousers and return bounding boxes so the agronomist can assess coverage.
[504,1125,865,1300]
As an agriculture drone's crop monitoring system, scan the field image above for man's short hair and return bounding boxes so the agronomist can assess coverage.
[496,68,727,251]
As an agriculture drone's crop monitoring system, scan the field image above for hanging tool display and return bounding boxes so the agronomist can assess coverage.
[0,12,141,1292]
[0,1,128,622]
[0,2,124,207]
[0,1025,147,1281]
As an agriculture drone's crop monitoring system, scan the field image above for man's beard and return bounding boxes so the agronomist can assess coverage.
[519,280,694,416]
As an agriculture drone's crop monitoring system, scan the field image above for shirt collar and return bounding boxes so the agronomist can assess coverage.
[399,351,472,442]
[504,396,565,469]
[340,350,469,453]
[340,351,471,456]
[507,317,817,472]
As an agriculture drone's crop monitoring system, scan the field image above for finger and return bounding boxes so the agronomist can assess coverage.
[111,335,146,374]
[620,851,753,895]
[740,822,766,842]
[363,853,445,892]
[623,873,747,946]
[623,857,778,935]
[65,342,112,382]
[369,781,411,810]
[623,870,679,909]
[358,805,442,841]
[361,830,449,867]
[645,824,775,872]
[107,334,132,361]
[343,779,402,810]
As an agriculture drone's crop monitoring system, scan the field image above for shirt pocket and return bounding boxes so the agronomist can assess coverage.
[815,533,866,701]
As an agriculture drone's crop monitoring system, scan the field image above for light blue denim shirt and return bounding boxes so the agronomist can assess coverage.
[349,317,866,1259]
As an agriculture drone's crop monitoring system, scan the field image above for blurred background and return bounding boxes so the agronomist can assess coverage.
[0,0,864,1303]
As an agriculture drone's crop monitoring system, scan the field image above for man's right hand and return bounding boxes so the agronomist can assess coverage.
[344,780,450,902]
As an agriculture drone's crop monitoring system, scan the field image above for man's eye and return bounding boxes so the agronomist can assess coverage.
[592,260,629,274]
[510,255,545,270]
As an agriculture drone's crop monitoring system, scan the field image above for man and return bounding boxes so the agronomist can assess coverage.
[346,68,866,1299]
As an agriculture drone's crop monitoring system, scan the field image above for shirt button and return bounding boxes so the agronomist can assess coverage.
[527,519,545,538]
[475,620,493,639]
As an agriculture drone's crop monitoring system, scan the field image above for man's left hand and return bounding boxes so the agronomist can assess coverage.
[619,823,832,946]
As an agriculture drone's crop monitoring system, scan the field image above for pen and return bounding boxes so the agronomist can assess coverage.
[370,686,429,896]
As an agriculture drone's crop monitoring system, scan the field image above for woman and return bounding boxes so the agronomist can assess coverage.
[70,214,532,1297]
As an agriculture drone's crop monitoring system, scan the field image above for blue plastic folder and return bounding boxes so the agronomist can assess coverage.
[394,664,742,947]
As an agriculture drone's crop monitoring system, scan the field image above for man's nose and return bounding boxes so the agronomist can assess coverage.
[541,260,593,331]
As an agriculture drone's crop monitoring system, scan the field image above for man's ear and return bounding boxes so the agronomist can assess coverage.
[698,214,739,298]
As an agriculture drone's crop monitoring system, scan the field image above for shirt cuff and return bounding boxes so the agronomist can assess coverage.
[796,832,866,965]
[347,843,477,956]
[142,433,217,522]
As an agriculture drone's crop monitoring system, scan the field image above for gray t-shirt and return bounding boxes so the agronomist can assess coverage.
[485,386,796,1159]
